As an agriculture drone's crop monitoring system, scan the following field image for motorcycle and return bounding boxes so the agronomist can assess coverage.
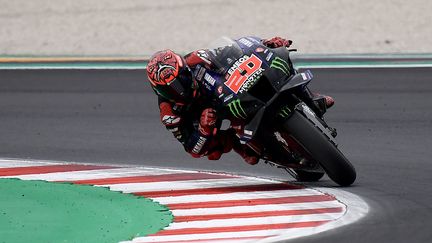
[200,37,356,186]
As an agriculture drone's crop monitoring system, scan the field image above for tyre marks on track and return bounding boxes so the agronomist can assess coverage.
[0,159,365,243]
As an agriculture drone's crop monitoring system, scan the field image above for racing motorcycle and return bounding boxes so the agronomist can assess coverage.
[201,37,356,186]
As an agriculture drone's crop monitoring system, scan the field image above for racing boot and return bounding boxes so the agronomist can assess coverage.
[302,87,335,117]
[312,93,337,137]
[313,93,335,110]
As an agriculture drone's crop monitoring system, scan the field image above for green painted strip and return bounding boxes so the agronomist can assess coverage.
[0,178,173,243]
[0,62,147,70]
[295,62,432,69]
[291,53,432,59]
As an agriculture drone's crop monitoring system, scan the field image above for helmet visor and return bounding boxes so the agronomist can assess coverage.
[152,67,193,103]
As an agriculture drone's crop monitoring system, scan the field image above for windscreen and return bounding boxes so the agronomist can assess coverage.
[207,37,245,75]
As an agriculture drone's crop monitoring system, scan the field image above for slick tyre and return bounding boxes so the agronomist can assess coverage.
[283,111,356,186]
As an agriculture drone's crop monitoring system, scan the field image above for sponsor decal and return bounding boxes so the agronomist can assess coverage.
[194,66,206,81]
[238,38,254,47]
[226,55,249,76]
[301,73,308,80]
[226,57,234,65]
[223,93,234,103]
[238,68,264,94]
[265,52,274,61]
[302,103,315,116]
[255,47,265,53]
[162,115,181,125]
[204,73,216,86]
[204,82,212,91]
[250,37,261,44]
[244,130,253,136]
[192,136,207,154]
[270,57,290,75]
[225,54,264,94]
[227,99,247,119]
[278,106,292,118]
[168,127,183,140]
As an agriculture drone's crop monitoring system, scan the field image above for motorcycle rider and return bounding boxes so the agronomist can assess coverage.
[146,36,334,165]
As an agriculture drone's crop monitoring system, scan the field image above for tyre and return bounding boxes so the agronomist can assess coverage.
[283,111,356,186]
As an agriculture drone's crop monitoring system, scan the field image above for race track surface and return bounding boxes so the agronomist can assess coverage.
[1,67,432,242]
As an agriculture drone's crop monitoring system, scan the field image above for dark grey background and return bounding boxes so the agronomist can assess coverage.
[1,67,431,242]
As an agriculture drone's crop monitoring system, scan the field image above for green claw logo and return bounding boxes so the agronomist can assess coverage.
[278,106,292,118]
[227,99,247,119]
[270,57,290,75]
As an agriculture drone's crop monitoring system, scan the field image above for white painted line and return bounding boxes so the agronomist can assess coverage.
[0,158,57,167]
[172,201,344,217]
[258,188,369,243]
[128,229,286,243]
[166,213,343,230]
[0,167,173,181]
[100,178,275,193]
[153,189,320,205]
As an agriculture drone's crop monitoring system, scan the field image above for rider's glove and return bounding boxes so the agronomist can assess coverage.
[263,37,293,48]
[199,108,217,136]
[206,129,235,160]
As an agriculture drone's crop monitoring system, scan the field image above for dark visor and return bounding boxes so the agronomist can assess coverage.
[153,68,193,103]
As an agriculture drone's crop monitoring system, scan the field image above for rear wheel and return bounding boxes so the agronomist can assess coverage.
[282,111,356,186]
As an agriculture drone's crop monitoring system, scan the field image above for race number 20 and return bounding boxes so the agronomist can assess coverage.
[225,55,262,94]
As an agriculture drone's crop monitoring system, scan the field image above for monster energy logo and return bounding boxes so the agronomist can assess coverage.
[227,99,247,119]
[270,57,290,75]
[278,106,292,118]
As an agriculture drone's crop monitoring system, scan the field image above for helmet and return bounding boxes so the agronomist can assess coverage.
[146,50,196,104]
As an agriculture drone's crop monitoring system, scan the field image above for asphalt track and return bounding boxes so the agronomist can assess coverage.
[1,66,432,242]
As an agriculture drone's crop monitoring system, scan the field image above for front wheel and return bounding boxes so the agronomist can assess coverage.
[282,111,356,186]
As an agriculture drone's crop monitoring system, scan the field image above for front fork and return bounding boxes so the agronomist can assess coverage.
[264,101,337,170]
[292,102,338,146]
